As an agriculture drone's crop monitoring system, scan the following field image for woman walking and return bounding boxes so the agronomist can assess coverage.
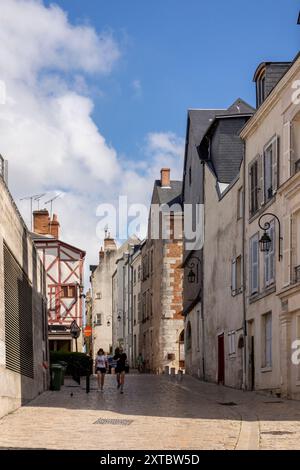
[115,349,127,394]
[113,347,121,388]
[95,348,108,392]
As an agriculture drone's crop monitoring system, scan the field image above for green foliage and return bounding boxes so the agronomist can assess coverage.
[50,351,92,376]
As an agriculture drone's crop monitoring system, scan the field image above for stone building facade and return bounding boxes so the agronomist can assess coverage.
[111,236,141,363]
[241,54,300,397]
[182,101,254,387]
[90,234,118,358]
[0,162,48,418]
[140,168,184,373]
[91,234,139,360]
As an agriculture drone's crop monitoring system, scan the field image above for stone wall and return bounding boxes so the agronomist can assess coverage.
[0,177,48,419]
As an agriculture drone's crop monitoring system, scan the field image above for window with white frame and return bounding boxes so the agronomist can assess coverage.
[231,255,242,295]
[95,313,102,326]
[264,220,275,287]
[263,137,278,202]
[250,234,259,295]
[96,292,101,300]
[262,312,272,368]
[228,331,236,355]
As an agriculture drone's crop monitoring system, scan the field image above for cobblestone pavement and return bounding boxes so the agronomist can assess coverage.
[1,373,300,450]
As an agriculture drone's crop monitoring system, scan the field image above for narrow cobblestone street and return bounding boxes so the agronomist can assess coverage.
[1,373,300,450]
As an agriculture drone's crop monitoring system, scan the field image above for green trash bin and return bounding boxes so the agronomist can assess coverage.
[58,361,68,385]
[50,364,63,391]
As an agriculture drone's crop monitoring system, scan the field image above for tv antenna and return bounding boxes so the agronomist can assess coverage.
[45,194,61,219]
[34,193,46,210]
[20,193,46,230]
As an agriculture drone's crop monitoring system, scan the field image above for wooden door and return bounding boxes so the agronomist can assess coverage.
[218,334,225,385]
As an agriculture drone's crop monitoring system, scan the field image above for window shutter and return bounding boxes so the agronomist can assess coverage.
[258,154,264,207]
[265,249,269,286]
[283,215,291,286]
[283,122,291,181]
[251,235,259,293]
[231,258,237,295]
[270,222,275,282]
[272,137,279,193]
[248,163,252,215]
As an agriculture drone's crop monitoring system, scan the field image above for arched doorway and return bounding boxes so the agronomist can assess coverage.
[179,329,185,369]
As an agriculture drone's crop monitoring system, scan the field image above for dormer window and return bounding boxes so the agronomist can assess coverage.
[256,71,266,108]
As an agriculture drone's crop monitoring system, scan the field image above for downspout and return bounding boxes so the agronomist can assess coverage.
[242,140,247,390]
[201,161,206,381]
[122,264,125,348]
[130,260,134,367]
[128,255,133,366]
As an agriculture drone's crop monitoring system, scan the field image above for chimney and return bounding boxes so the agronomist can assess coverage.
[99,247,104,262]
[49,213,60,239]
[160,168,170,188]
[33,209,50,235]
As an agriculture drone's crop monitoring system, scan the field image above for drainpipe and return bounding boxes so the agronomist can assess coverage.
[242,141,248,390]
[122,263,125,348]
[128,255,133,366]
[130,259,134,367]
[201,162,206,381]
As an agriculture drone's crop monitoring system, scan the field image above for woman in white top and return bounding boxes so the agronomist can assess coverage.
[95,348,108,391]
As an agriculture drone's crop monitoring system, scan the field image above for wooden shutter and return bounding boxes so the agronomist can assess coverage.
[269,222,275,283]
[283,122,291,181]
[231,258,237,295]
[258,154,264,207]
[272,137,279,193]
[283,215,291,286]
[250,235,259,294]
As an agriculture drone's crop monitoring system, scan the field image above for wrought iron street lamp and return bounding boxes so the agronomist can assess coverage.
[186,255,201,284]
[258,213,282,261]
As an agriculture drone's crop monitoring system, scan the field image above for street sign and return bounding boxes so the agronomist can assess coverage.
[84,326,92,337]
[70,320,81,339]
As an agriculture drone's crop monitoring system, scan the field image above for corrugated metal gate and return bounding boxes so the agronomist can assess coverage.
[4,242,34,378]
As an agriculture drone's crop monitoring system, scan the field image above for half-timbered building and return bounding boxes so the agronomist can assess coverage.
[32,210,85,352]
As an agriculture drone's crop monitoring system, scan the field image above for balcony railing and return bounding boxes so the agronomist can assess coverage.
[295,265,300,284]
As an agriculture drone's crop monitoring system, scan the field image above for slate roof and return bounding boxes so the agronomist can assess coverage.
[154,180,182,210]
[197,98,255,184]
[188,109,224,146]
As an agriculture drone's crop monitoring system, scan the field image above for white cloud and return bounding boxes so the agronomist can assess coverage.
[0,0,184,285]
[132,79,142,98]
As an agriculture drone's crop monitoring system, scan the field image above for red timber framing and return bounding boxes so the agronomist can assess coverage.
[34,239,85,328]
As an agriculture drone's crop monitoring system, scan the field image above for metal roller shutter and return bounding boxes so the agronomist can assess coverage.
[4,242,34,379]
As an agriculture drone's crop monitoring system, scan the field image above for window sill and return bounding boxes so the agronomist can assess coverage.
[249,196,276,224]
[261,367,272,373]
[232,288,243,297]
[249,285,276,304]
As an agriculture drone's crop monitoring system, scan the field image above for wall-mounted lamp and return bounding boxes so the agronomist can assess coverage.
[186,256,201,284]
[258,213,282,261]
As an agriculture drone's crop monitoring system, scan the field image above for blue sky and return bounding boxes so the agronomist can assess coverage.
[44,0,300,160]
[1,0,299,270]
